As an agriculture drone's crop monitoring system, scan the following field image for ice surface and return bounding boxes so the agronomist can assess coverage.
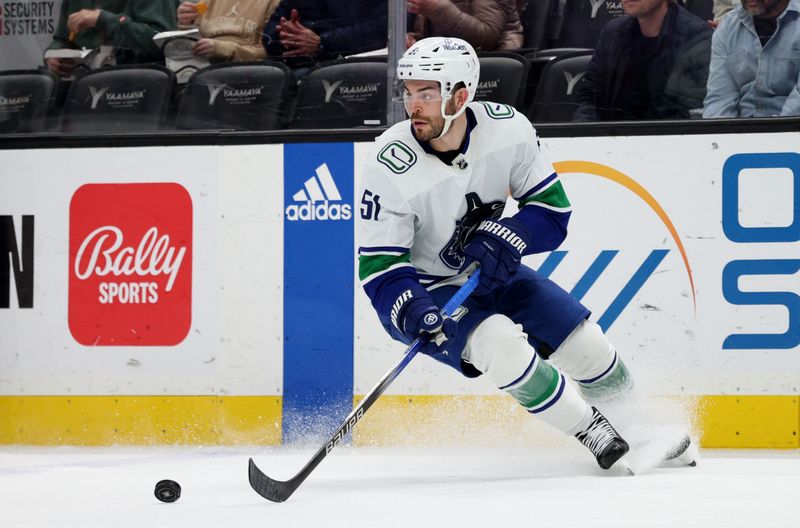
[1,445,797,528]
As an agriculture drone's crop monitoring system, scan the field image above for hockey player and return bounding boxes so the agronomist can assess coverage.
[357,36,688,471]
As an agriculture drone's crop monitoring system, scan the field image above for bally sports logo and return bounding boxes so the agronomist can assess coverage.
[286,163,352,221]
[68,183,192,346]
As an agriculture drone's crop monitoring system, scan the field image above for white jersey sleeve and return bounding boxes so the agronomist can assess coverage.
[357,155,416,285]
[508,122,558,202]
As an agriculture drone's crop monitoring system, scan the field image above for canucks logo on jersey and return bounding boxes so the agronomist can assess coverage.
[439,192,504,269]
[377,141,417,174]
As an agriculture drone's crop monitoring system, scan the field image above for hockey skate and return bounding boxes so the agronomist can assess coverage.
[619,429,699,475]
[575,407,630,470]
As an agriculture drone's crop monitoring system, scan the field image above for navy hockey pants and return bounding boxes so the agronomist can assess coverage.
[427,265,590,377]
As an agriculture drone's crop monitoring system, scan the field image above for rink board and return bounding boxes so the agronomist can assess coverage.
[0,132,798,447]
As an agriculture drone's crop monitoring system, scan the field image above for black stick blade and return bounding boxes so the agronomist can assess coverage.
[248,458,297,503]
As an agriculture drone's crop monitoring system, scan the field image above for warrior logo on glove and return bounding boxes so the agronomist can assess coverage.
[460,216,533,296]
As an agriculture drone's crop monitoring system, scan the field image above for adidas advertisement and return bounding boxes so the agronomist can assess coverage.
[283,143,354,442]
[285,162,353,221]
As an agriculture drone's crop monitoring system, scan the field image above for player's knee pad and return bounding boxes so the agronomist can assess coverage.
[548,319,632,401]
[463,314,535,389]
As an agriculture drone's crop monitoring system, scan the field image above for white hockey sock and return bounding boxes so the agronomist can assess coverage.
[463,314,592,434]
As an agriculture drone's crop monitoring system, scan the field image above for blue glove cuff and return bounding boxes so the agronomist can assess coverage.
[390,290,442,340]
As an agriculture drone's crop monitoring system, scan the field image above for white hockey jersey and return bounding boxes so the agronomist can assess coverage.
[357,102,572,328]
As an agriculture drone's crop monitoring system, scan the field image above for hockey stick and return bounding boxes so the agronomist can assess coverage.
[249,270,481,502]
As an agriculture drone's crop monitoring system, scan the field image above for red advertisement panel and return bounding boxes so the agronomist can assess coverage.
[69,183,192,346]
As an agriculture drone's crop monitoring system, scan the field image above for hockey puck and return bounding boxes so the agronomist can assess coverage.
[154,479,181,503]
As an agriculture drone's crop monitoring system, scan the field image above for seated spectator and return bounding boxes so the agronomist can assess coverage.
[573,0,713,121]
[406,0,524,50]
[262,1,388,59]
[176,0,279,61]
[45,1,175,77]
[703,0,800,117]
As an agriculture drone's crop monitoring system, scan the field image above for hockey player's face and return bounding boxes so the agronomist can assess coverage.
[403,80,450,141]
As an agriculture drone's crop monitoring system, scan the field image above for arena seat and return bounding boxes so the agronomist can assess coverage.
[476,52,530,109]
[522,48,593,117]
[0,70,58,133]
[176,61,292,131]
[290,57,387,129]
[62,65,174,132]
[529,52,594,122]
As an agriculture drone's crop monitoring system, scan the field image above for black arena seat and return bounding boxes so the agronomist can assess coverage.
[290,57,387,129]
[176,61,293,131]
[62,65,174,133]
[0,70,58,133]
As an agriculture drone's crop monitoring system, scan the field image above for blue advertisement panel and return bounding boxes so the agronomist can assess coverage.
[283,143,355,442]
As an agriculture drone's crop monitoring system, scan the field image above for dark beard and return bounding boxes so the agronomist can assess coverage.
[413,117,445,141]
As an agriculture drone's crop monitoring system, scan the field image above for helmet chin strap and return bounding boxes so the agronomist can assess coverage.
[434,94,468,141]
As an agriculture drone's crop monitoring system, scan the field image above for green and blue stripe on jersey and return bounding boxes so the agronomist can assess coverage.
[359,246,434,340]
[358,246,413,284]
[515,172,573,254]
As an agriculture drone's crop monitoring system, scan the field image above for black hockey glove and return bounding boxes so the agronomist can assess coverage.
[394,294,457,356]
[460,217,532,296]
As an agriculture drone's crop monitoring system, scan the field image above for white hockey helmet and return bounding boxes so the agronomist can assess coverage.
[397,37,480,138]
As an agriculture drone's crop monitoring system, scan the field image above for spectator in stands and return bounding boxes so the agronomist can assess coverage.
[176,0,279,61]
[262,1,388,59]
[703,0,800,117]
[573,0,713,121]
[45,1,175,77]
[406,0,524,50]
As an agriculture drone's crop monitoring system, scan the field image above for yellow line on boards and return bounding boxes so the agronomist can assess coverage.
[0,396,281,446]
[0,395,796,448]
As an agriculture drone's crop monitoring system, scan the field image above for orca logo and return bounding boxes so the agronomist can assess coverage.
[285,163,353,221]
[439,193,504,270]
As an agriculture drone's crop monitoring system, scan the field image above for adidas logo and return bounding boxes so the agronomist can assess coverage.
[285,163,352,221]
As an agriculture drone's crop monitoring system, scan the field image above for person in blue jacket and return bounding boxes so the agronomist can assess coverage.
[704,0,800,117]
